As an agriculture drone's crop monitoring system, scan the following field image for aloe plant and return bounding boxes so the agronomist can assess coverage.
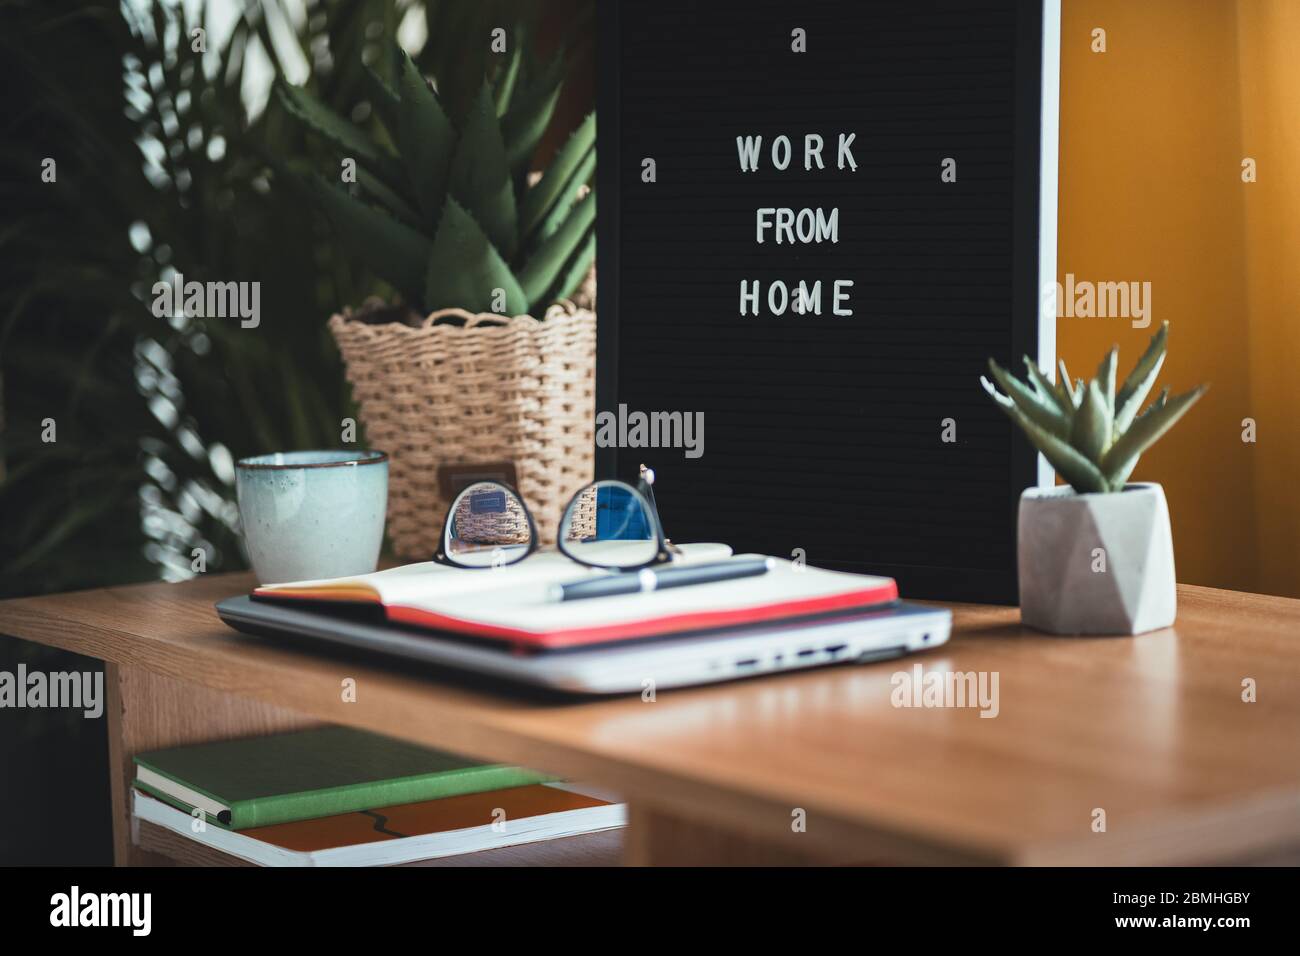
[980,322,1207,494]
[275,39,594,317]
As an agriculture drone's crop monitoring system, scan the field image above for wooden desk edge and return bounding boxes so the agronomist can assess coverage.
[0,597,1011,865]
[4,581,1299,866]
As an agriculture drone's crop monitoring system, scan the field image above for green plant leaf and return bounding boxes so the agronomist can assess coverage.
[981,378,1111,493]
[1057,359,1078,408]
[419,1,490,120]
[1101,384,1208,484]
[1070,379,1112,465]
[516,189,595,310]
[544,220,595,305]
[1022,356,1067,415]
[519,112,595,241]
[447,82,518,260]
[534,150,595,245]
[985,358,1070,438]
[424,195,528,314]
[1096,346,1117,422]
[362,62,401,134]
[396,46,456,227]
[297,174,432,304]
[276,82,406,188]
[501,48,565,176]
[352,165,422,229]
[1106,385,1170,487]
[282,154,420,228]
[1117,320,1169,411]
[493,23,525,116]
[1114,345,1166,434]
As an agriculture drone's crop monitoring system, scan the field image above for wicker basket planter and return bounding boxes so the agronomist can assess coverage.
[330,299,596,559]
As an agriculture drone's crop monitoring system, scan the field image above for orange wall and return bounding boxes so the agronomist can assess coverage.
[1058,0,1299,597]
[1236,0,1300,598]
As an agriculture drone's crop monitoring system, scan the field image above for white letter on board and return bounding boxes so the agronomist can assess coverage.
[833,280,854,316]
[767,280,789,316]
[793,281,821,315]
[771,135,792,171]
[815,207,839,243]
[837,133,857,171]
[774,208,795,244]
[736,135,762,172]
[804,133,824,171]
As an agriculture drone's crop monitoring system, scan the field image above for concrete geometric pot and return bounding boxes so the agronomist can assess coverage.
[1018,482,1177,635]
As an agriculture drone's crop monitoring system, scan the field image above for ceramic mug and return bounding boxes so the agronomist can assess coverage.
[235,450,388,585]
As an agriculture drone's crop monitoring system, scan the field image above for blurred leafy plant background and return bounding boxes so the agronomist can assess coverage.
[0,0,593,863]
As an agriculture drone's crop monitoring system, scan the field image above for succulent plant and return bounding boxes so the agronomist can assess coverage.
[980,321,1207,494]
[275,40,594,317]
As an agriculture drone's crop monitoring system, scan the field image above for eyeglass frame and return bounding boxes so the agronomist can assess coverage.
[431,466,674,572]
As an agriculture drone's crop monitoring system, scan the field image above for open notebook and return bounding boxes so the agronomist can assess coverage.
[253,543,900,651]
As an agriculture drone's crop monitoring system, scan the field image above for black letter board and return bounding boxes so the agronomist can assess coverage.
[596,0,1060,603]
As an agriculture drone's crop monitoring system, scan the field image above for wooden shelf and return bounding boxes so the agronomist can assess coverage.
[4,572,1300,864]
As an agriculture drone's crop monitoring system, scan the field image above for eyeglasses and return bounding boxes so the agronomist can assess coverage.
[432,464,680,571]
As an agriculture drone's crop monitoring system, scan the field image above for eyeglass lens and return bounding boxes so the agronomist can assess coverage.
[443,481,534,567]
[559,480,658,568]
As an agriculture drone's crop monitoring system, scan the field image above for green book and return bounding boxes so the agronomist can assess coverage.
[132,726,556,830]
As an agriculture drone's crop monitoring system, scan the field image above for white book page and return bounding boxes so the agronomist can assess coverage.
[132,787,625,867]
[257,542,735,607]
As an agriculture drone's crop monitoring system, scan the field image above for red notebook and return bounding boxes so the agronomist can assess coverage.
[253,544,898,650]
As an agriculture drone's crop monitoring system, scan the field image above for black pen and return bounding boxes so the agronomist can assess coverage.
[549,556,773,603]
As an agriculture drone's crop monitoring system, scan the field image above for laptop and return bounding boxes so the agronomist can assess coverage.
[216,594,951,695]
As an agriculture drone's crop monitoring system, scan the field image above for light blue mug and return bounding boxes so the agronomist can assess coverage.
[235,450,388,585]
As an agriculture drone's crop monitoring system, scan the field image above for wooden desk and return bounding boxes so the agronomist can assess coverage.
[2,574,1298,866]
